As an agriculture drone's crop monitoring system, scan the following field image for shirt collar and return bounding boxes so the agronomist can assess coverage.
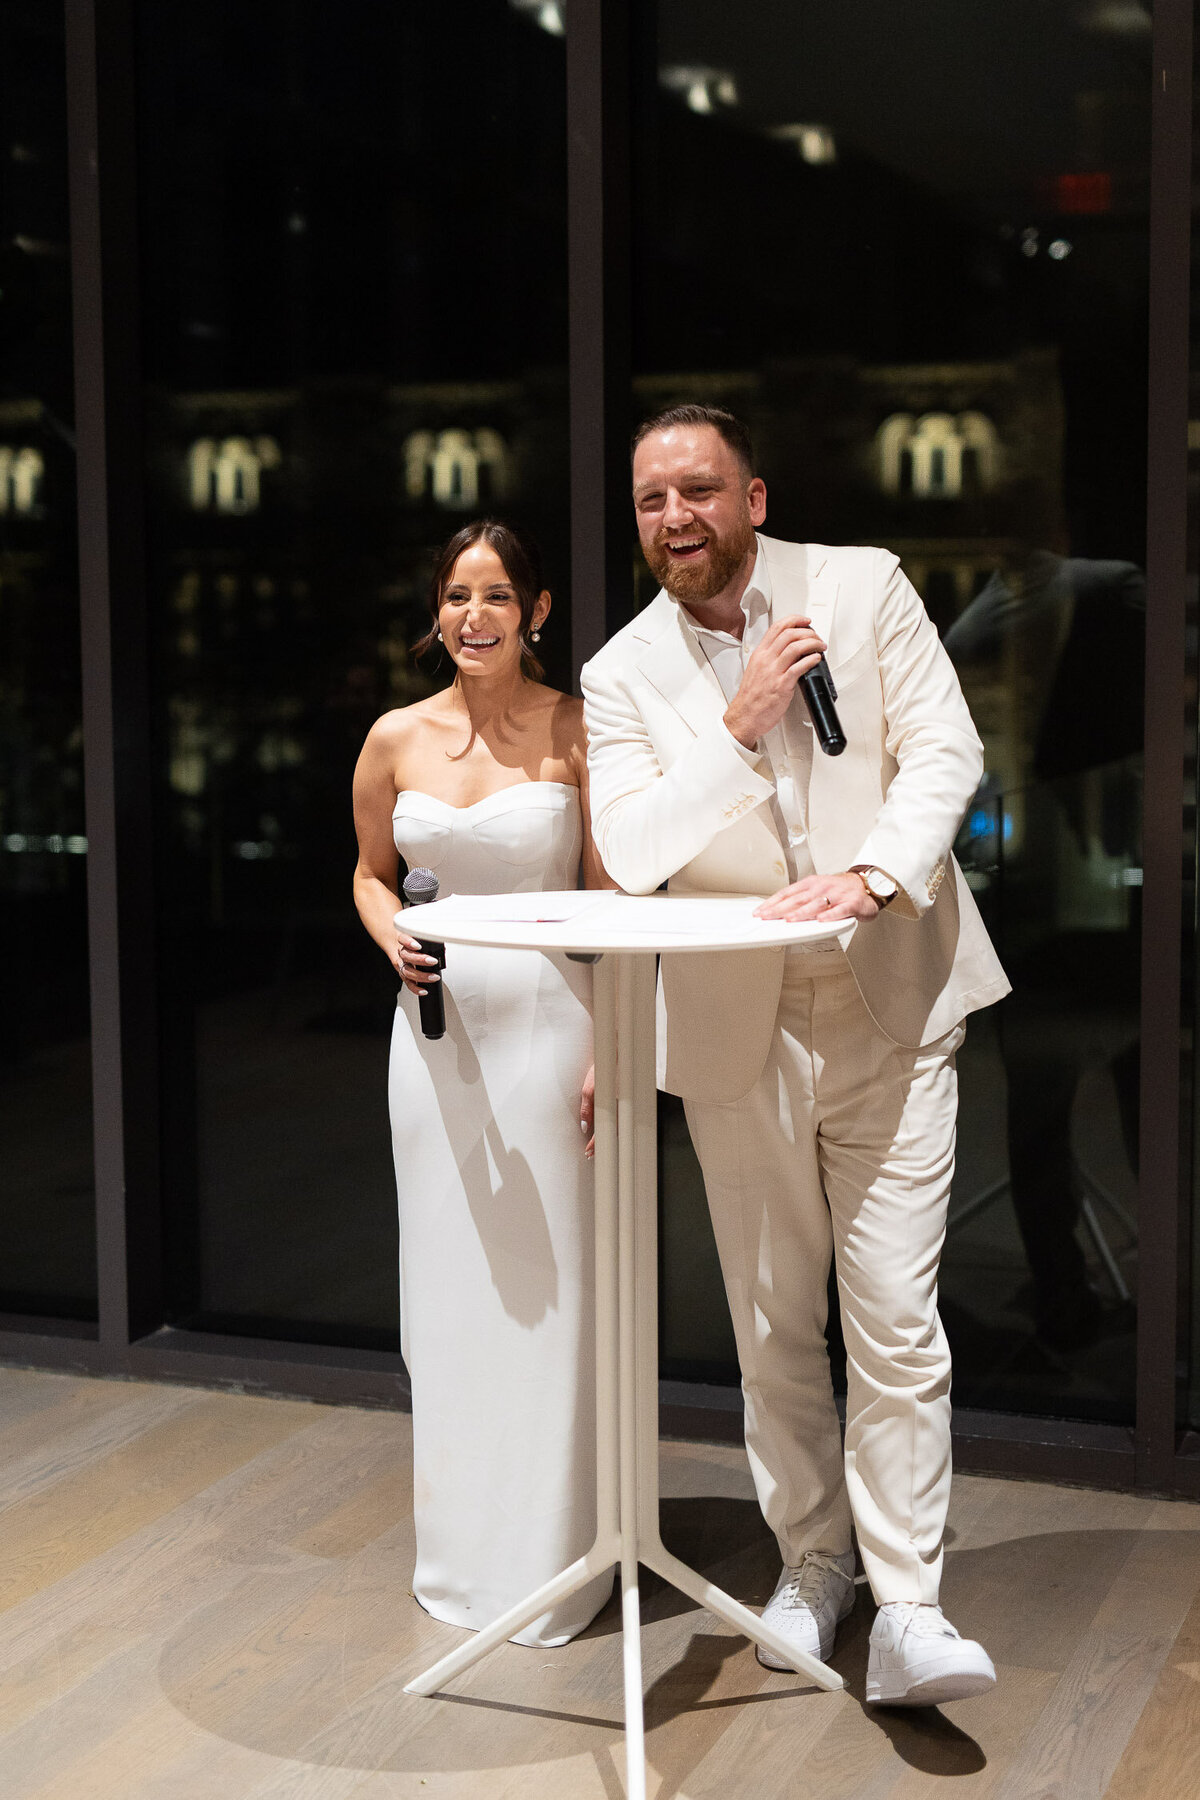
[741,537,772,621]
[682,535,772,643]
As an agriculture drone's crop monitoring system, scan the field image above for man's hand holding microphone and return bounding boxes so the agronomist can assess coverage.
[723,615,830,752]
[723,616,896,926]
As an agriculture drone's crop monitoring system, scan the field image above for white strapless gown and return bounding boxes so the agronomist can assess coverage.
[389,782,611,1646]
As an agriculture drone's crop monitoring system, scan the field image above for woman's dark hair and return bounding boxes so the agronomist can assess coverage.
[413,519,547,680]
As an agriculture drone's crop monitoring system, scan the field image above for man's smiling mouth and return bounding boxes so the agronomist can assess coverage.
[666,537,709,559]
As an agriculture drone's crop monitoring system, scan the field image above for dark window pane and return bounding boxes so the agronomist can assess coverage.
[639,0,1148,1420]
[1189,15,1200,1434]
[138,1,569,1346]
[0,2,94,1319]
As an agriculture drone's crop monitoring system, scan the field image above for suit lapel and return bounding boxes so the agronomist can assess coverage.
[637,596,728,739]
[763,538,840,646]
[758,540,840,834]
[805,557,840,649]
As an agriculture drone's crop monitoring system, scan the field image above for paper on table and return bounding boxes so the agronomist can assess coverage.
[412,890,604,924]
[584,894,818,936]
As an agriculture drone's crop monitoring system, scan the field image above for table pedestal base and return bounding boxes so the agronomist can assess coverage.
[403,953,842,1798]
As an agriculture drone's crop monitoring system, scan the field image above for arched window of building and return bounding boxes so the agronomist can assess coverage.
[0,445,45,515]
[431,429,480,506]
[403,428,514,510]
[876,411,1000,499]
[910,413,962,497]
[957,410,1000,495]
[187,436,282,513]
[404,430,436,500]
[877,414,914,496]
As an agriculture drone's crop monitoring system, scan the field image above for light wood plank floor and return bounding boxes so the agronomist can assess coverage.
[1,1368,1198,1799]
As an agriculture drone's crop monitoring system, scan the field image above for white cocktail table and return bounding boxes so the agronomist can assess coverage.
[396,891,847,1799]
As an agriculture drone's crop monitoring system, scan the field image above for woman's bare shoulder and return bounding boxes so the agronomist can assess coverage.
[544,687,585,736]
[358,699,446,782]
[537,685,583,722]
[365,695,444,746]
[540,689,587,771]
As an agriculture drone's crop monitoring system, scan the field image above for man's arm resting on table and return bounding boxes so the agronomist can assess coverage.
[753,866,892,924]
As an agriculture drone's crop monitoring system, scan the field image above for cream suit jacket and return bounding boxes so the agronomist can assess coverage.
[581,535,1010,1102]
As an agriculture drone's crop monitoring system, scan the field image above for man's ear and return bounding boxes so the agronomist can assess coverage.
[748,477,768,527]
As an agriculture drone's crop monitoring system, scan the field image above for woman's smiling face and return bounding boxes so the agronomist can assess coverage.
[438,541,528,678]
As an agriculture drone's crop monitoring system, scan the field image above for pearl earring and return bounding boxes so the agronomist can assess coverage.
[436,630,443,641]
[530,627,541,642]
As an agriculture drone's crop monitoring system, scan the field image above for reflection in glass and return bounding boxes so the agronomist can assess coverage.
[0,3,94,1318]
[640,0,1149,1418]
[138,3,570,1346]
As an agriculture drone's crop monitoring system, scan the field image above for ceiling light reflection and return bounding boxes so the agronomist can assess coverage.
[660,65,739,116]
[768,124,837,165]
[508,0,565,36]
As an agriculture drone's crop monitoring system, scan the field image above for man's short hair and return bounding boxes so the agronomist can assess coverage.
[631,404,755,477]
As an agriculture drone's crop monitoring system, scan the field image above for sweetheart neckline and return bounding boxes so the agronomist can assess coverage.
[392,781,579,817]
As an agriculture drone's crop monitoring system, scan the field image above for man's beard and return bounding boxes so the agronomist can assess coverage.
[643,512,757,604]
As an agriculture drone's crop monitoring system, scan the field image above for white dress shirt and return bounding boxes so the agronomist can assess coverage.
[683,542,844,964]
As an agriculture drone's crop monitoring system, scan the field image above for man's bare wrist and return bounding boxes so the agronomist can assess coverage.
[723,706,759,751]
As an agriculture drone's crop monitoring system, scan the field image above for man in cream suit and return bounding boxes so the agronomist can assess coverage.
[582,405,1010,1706]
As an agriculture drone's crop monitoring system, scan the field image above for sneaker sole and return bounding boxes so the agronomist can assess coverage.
[866,1666,997,1707]
[755,1639,831,1672]
[754,1595,855,1671]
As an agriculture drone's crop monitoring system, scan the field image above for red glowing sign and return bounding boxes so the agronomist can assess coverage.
[1037,172,1112,215]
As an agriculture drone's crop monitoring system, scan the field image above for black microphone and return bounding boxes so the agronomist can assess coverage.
[401,866,447,1040]
[799,656,847,756]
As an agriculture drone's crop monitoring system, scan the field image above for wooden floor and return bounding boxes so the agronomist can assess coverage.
[1,1371,1198,1800]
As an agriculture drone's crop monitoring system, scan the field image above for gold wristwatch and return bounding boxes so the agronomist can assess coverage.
[851,865,898,908]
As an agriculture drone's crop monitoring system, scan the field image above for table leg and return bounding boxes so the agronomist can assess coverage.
[401,1546,619,1697]
[592,952,622,1553]
[616,955,649,1799]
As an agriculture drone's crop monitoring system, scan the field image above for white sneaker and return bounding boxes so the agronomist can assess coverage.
[866,1602,997,1706]
[755,1550,856,1669]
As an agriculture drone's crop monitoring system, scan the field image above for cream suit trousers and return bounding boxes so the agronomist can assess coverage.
[683,957,962,1605]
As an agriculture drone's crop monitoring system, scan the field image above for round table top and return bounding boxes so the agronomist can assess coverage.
[393,890,850,955]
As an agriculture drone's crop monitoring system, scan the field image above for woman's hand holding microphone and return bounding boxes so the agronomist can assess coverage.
[396,930,440,995]
[396,924,596,1158]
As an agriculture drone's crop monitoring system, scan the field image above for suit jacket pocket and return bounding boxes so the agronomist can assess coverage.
[826,638,875,690]
[823,639,881,764]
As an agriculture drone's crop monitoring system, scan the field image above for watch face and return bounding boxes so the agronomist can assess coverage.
[868,869,897,899]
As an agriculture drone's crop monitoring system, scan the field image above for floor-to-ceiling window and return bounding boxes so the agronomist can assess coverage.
[1187,3,1200,1441]
[136,0,571,1347]
[638,0,1151,1423]
[0,0,93,1321]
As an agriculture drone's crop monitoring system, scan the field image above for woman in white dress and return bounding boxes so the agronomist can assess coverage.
[352,520,612,1647]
